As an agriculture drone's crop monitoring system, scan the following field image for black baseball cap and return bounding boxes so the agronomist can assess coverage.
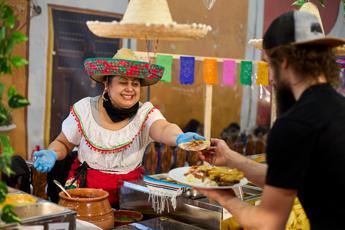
[263,11,345,50]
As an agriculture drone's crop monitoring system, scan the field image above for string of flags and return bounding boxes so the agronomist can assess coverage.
[152,53,269,86]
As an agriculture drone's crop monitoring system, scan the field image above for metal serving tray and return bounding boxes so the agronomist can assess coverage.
[0,189,76,230]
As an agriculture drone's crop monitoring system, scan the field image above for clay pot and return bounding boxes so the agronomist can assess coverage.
[58,188,114,229]
[114,210,143,227]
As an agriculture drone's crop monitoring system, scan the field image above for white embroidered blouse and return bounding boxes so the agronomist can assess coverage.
[62,96,165,174]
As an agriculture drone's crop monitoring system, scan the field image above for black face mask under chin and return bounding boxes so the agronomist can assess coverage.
[102,92,139,123]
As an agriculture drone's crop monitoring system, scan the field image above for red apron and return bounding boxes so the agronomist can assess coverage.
[66,158,144,206]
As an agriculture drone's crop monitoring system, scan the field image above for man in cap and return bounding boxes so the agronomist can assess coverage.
[198,10,345,229]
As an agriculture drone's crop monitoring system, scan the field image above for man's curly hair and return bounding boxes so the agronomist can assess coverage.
[265,45,340,86]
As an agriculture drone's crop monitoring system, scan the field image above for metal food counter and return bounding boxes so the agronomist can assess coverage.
[119,174,262,230]
[115,217,205,230]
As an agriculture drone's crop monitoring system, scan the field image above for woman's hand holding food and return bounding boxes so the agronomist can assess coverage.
[176,132,205,145]
[33,150,57,173]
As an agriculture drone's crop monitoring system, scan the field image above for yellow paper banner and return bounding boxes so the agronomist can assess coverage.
[256,61,269,86]
[203,59,218,85]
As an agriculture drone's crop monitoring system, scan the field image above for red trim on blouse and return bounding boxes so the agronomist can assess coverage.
[70,105,156,154]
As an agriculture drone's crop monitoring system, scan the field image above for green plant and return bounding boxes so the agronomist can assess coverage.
[292,0,326,7]
[0,0,30,224]
[0,2,29,126]
[292,1,345,18]
[292,0,345,11]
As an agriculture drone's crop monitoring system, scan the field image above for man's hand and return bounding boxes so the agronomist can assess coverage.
[199,138,234,166]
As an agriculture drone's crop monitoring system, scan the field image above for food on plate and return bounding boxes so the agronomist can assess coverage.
[184,165,245,186]
[178,140,210,151]
[188,140,204,147]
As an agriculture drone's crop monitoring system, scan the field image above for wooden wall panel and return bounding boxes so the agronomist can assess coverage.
[139,0,248,137]
[3,1,29,159]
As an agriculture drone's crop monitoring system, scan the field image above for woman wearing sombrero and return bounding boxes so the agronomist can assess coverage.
[33,48,204,206]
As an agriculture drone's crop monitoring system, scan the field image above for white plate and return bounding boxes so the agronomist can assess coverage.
[168,166,248,189]
[178,140,210,151]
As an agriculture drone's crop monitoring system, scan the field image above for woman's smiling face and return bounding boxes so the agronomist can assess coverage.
[106,76,141,109]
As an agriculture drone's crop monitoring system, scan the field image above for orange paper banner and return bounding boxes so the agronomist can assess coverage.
[203,59,218,85]
[256,61,269,86]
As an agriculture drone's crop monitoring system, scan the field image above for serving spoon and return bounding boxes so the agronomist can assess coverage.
[53,180,72,198]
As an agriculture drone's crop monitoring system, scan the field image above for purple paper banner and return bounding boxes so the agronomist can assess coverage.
[179,56,195,85]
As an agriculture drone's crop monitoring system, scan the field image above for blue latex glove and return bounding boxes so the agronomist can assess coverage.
[176,132,206,145]
[33,150,57,173]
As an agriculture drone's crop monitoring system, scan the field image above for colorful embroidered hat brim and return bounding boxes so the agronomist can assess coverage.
[84,58,164,86]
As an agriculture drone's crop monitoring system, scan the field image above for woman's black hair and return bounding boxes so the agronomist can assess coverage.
[104,75,114,85]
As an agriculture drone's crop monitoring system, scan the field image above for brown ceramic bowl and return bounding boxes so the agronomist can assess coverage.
[59,188,114,229]
[114,209,143,227]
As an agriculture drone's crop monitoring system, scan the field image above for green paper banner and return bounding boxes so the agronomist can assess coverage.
[240,61,253,85]
[156,55,173,83]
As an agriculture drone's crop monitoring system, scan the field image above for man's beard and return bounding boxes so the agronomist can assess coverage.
[273,67,296,117]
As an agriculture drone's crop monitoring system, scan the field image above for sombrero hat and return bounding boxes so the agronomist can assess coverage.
[84,48,164,86]
[86,0,211,40]
[335,45,345,57]
[248,2,345,51]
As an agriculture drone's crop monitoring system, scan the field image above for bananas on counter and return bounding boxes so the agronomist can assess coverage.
[286,198,310,230]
